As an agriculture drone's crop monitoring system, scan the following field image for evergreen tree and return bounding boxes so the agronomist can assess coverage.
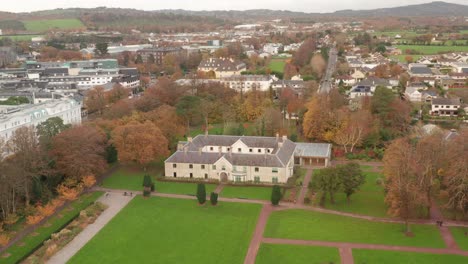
[271,185,282,205]
[210,192,218,205]
[197,183,206,204]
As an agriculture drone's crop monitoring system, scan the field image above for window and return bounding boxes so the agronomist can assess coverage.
[173,172,177,178]
[190,173,193,178]
[210,147,213,151]
[272,177,278,184]
[435,105,439,108]
[201,165,205,169]
[267,149,271,153]
[258,149,262,153]
[235,176,242,182]
[222,165,226,171]
[204,174,208,179]
[173,164,177,168]
[227,148,230,151]
[189,164,193,169]
[254,176,260,183]
[212,165,216,170]
[238,148,242,152]
[272,168,278,173]
[255,167,259,172]
[249,148,253,153]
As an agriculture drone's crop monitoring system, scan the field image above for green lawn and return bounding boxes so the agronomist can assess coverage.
[396,45,468,55]
[189,123,224,138]
[69,196,261,264]
[320,171,388,217]
[449,227,468,251]
[264,209,445,248]
[102,167,217,195]
[0,35,43,41]
[353,249,468,264]
[156,180,217,196]
[256,243,340,264]
[268,59,287,73]
[23,19,85,32]
[221,186,272,200]
[2,192,103,264]
[359,165,374,171]
[390,54,423,63]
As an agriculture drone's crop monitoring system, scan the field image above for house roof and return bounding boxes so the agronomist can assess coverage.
[166,135,296,167]
[294,143,332,158]
[355,77,391,87]
[432,98,461,106]
[411,67,433,75]
[199,58,246,72]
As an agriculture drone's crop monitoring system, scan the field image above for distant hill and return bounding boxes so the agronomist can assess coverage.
[332,1,468,17]
[0,2,467,33]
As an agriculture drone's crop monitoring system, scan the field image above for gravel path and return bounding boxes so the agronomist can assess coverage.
[47,193,134,264]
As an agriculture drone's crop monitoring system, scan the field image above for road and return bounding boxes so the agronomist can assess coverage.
[319,47,338,93]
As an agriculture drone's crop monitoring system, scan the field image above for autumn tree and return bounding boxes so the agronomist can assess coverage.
[85,86,107,115]
[7,127,45,206]
[384,138,422,233]
[112,121,169,170]
[292,37,317,68]
[176,96,202,133]
[310,53,326,79]
[334,109,372,153]
[283,63,298,80]
[142,105,185,148]
[107,84,128,104]
[52,126,108,180]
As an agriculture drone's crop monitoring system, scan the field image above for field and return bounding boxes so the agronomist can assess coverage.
[264,209,445,248]
[68,196,261,264]
[2,192,103,264]
[396,45,468,55]
[390,54,423,63]
[268,58,287,73]
[221,186,273,200]
[449,227,468,251]
[0,35,44,41]
[319,171,388,217]
[353,249,468,264]
[256,243,340,264]
[22,19,85,32]
[101,167,216,195]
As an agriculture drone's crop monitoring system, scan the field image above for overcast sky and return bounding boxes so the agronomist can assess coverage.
[0,0,465,13]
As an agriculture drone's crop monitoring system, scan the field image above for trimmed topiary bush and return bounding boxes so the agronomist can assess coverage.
[271,185,281,206]
[210,192,218,206]
[196,183,206,204]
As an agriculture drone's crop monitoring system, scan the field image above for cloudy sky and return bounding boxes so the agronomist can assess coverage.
[0,0,465,13]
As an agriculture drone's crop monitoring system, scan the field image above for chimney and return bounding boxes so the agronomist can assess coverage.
[282,135,287,141]
[218,146,222,156]
[187,137,193,143]
[205,129,208,138]
[184,146,188,154]
[198,147,202,155]
[276,133,279,141]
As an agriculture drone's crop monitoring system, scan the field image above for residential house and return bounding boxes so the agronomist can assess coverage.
[198,58,247,79]
[164,134,332,183]
[430,98,461,117]
[349,77,392,99]
[220,75,276,92]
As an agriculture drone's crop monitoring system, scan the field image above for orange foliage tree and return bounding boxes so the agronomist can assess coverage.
[112,121,169,170]
[51,126,108,180]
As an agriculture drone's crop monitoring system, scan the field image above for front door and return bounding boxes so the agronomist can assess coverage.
[220,172,228,182]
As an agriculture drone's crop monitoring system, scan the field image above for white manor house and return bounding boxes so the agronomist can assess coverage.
[164,134,331,184]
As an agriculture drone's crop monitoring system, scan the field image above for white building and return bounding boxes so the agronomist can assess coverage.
[198,58,247,79]
[165,134,332,184]
[0,99,81,141]
[430,98,461,117]
[263,43,283,55]
[220,75,276,92]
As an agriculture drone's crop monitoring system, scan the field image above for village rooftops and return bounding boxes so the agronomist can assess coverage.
[432,98,461,106]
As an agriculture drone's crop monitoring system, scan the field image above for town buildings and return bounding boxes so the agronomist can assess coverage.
[198,58,247,78]
[136,47,185,65]
[0,98,81,141]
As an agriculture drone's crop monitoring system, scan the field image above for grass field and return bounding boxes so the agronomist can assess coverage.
[256,243,340,264]
[353,249,468,264]
[68,196,261,264]
[268,58,287,73]
[264,209,445,248]
[390,54,423,63]
[449,227,468,251]
[396,45,468,55]
[320,171,388,217]
[221,186,272,200]
[23,19,85,32]
[3,192,103,264]
[102,167,217,195]
[0,35,44,41]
